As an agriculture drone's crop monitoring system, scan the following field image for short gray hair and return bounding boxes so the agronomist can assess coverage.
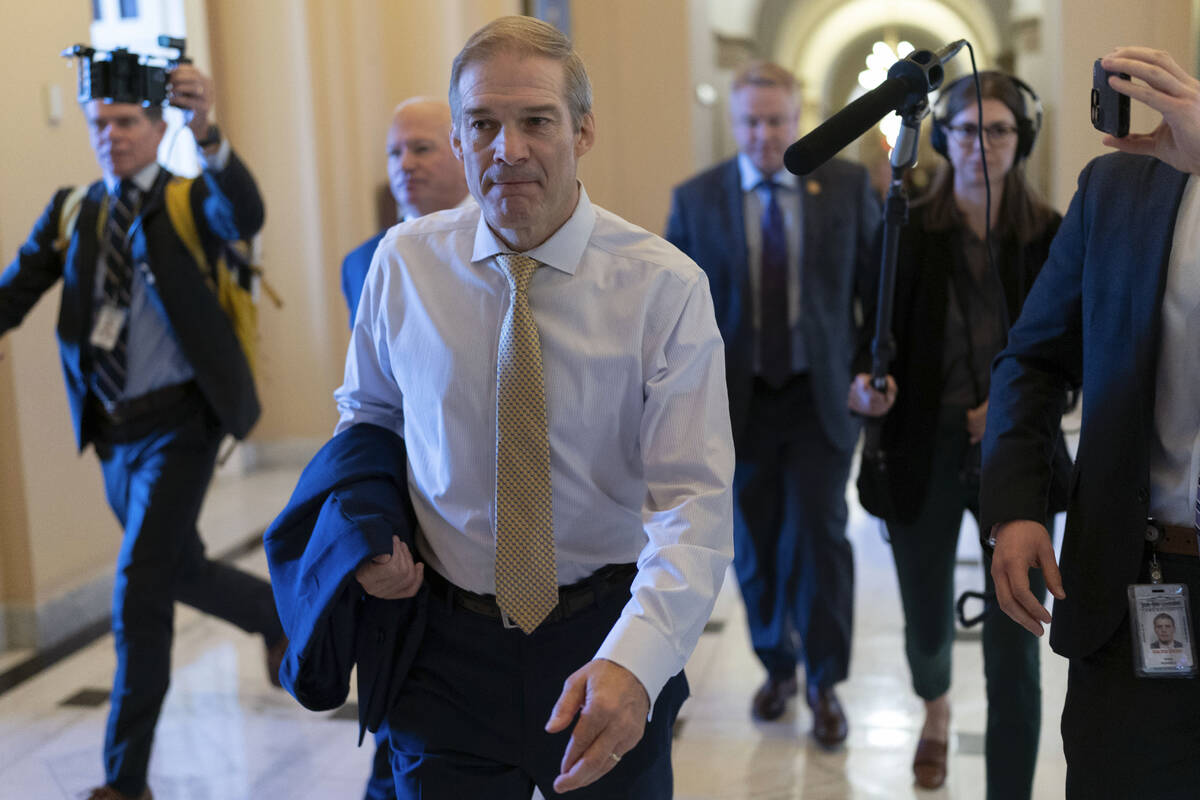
[449,15,592,131]
[731,61,797,95]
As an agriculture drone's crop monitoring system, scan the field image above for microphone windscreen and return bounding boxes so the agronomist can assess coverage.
[784,78,911,175]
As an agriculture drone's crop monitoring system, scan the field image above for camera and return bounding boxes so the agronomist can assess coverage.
[61,36,190,107]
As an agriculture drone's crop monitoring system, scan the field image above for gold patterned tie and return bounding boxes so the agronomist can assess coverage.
[494,253,558,633]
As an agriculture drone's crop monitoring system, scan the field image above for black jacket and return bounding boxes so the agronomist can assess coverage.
[858,201,1068,523]
[982,153,1192,659]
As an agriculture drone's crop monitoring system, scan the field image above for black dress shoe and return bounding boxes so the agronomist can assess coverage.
[85,786,152,800]
[751,673,798,720]
[806,685,848,747]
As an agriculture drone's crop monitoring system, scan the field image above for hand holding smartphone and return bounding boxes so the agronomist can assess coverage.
[1091,59,1131,137]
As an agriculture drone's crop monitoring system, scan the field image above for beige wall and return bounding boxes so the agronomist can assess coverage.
[574,0,703,233]
[1040,0,1196,209]
[0,1,120,618]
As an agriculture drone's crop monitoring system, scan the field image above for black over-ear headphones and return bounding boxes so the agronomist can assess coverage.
[929,72,1043,161]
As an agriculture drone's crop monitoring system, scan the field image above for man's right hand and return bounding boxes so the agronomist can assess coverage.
[847,373,897,417]
[1101,47,1200,175]
[355,534,424,599]
[990,520,1066,636]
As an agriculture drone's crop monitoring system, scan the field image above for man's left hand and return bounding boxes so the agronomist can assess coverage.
[166,63,216,142]
[1101,47,1200,175]
[544,658,650,793]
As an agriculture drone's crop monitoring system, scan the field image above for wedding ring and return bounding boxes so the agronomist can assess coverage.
[609,752,621,763]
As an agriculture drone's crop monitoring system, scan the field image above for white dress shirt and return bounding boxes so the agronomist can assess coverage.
[334,185,735,702]
[1149,175,1200,527]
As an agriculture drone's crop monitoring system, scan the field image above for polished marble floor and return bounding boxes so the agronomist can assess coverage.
[0,461,1069,799]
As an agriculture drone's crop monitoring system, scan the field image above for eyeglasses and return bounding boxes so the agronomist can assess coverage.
[945,122,1019,144]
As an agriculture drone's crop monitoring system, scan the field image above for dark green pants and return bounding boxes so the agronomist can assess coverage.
[886,412,1047,800]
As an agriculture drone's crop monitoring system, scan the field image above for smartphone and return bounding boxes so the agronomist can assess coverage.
[1091,58,1130,137]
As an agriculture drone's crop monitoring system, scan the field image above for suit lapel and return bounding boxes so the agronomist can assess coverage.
[70,182,108,342]
[722,160,748,271]
[1131,166,1190,452]
[799,176,822,303]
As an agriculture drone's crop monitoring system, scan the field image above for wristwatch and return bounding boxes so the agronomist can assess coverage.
[194,124,221,148]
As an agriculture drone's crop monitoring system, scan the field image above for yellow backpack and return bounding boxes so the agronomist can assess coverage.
[55,179,282,376]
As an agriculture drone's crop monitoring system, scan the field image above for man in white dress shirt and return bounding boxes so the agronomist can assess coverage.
[982,47,1200,796]
[336,16,734,798]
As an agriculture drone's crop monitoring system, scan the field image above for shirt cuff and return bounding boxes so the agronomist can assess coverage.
[593,612,680,717]
[199,137,232,171]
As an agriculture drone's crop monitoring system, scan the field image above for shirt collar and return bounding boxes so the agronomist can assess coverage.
[737,152,798,193]
[104,162,161,196]
[471,182,596,276]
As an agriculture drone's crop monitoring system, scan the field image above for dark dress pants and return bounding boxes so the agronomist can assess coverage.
[886,411,1046,800]
[1062,552,1200,799]
[93,392,283,796]
[732,374,854,687]
[386,576,688,799]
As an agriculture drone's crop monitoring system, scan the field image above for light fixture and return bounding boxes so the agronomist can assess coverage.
[857,39,914,151]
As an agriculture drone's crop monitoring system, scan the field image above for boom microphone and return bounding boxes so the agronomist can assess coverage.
[784,40,968,175]
[783,77,913,175]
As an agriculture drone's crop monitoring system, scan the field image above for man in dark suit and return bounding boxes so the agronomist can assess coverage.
[0,63,283,800]
[338,95,469,800]
[983,46,1200,797]
[341,97,470,326]
[665,61,880,743]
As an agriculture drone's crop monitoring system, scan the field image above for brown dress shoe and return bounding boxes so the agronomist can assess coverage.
[913,737,948,789]
[806,685,848,747]
[751,673,798,720]
[85,786,152,800]
[265,634,289,688]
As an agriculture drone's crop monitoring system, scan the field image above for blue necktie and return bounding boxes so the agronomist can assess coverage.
[758,180,791,387]
[92,179,139,408]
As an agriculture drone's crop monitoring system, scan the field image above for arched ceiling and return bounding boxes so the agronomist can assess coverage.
[709,0,1006,120]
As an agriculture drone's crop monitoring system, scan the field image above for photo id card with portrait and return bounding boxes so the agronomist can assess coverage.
[89,303,127,351]
[1128,583,1197,678]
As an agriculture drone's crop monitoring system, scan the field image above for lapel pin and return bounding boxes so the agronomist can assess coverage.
[806,180,822,196]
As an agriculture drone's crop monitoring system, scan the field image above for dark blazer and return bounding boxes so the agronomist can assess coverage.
[859,202,1066,523]
[341,230,385,327]
[0,154,265,445]
[665,157,880,452]
[264,422,425,742]
[981,153,1192,659]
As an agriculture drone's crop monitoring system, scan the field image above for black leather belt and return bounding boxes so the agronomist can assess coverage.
[1147,520,1200,558]
[96,380,199,425]
[424,562,638,628]
[88,381,202,442]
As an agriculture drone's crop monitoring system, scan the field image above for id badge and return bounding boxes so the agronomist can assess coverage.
[89,303,127,351]
[1128,583,1198,678]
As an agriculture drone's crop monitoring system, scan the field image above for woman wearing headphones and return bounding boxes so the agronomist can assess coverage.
[848,72,1070,796]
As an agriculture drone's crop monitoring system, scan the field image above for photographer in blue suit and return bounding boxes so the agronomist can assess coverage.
[0,62,283,800]
[982,47,1200,797]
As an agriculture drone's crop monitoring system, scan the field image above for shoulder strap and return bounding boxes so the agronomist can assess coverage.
[53,185,90,254]
[164,176,210,275]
